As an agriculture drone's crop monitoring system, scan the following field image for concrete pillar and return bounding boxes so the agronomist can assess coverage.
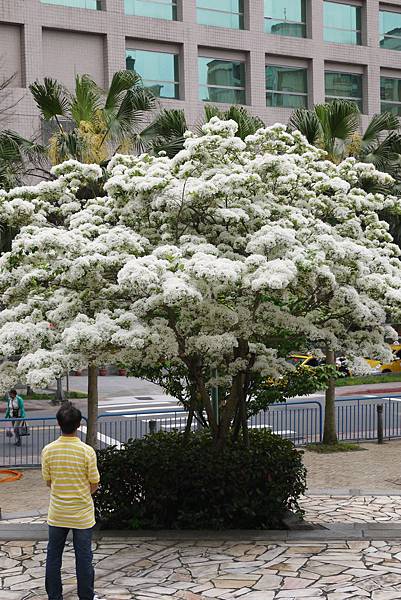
[22,20,42,85]
[311,57,325,106]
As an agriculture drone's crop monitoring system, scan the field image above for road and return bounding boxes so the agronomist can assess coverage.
[1,376,401,467]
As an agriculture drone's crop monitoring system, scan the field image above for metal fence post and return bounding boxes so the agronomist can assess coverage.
[377,404,384,444]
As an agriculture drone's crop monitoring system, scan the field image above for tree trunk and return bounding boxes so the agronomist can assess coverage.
[55,377,65,404]
[241,395,249,447]
[323,349,338,445]
[86,365,98,448]
[26,385,33,396]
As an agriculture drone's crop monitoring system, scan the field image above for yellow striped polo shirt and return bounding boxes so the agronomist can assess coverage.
[41,436,100,529]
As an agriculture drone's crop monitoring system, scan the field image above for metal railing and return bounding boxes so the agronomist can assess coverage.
[96,401,323,447]
[335,395,401,442]
[4,395,401,467]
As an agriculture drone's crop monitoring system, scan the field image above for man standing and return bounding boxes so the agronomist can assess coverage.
[42,402,104,600]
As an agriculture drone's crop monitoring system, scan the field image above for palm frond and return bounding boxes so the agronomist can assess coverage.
[29,78,70,121]
[362,112,400,143]
[315,99,360,143]
[70,74,102,125]
[104,87,156,142]
[54,131,87,163]
[104,70,143,112]
[140,108,188,157]
[223,106,264,139]
[199,105,265,140]
[361,132,401,173]
[288,108,321,144]
[1,130,45,162]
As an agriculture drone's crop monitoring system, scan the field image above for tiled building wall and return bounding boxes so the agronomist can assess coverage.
[0,0,401,138]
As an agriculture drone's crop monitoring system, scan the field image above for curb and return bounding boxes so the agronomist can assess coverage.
[2,522,401,542]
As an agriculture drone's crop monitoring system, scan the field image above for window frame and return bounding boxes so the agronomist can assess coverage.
[264,0,307,38]
[265,64,309,109]
[125,48,180,100]
[124,0,178,20]
[324,70,363,110]
[196,1,244,30]
[380,9,401,50]
[380,76,401,115]
[198,56,246,105]
[323,1,362,46]
[40,0,102,8]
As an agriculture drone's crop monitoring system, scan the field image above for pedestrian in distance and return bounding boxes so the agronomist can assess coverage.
[5,388,26,446]
[42,402,105,600]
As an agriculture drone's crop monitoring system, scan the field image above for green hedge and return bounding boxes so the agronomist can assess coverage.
[95,430,306,530]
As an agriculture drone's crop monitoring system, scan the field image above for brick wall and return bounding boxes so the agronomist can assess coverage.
[0,0,400,137]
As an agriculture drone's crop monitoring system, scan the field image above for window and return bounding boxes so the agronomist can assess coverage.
[325,71,363,110]
[197,1,244,29]
[199,57,246,104]
[266,66,308,108]
[126,50,180,99]
[381,77,401,115]
[41,0,101,7]
[124,0,177,20]
[380,10,401,51]
[264,0,306,38]
[324,2,361,45]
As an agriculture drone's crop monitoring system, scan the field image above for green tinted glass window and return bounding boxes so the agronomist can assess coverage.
[197,0,244,29]
[381,77,401,116]
[199,57,246,104]
[264,0,306,38]
[125,0,177,20]
[325,71,363,111]
[324,2,361,45]
[41,0,101,7]
[266,66,308,108]
[380,10,401,51]
[126,50,180,99]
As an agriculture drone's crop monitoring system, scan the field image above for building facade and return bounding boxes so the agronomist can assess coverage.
[1,0,401,139]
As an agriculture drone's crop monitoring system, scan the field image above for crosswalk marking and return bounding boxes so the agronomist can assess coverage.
[105,405,180,414]
[122,411,186,418]
[79,425,122,449]
[100,400,175,409]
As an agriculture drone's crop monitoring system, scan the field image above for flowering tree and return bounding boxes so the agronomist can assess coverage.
[0,118,400,447]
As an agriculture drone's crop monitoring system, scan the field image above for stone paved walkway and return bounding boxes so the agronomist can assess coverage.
[299,495,401,525]
[4,538,401,599]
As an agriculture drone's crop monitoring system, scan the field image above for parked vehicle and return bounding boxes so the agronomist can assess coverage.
[366,344,401,374]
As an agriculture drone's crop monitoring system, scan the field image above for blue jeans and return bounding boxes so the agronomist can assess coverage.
[45,526,94,600]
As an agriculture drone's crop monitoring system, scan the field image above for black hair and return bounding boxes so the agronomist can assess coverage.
[9,389,17,397]
[56,402,82,434]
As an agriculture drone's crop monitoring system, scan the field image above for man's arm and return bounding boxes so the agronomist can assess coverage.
[46,480,51,488]
[87,449,100,495]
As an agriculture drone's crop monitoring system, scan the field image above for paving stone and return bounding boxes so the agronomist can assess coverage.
[253,574,283,590]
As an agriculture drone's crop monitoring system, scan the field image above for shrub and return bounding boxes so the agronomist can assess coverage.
[95,430,306,530]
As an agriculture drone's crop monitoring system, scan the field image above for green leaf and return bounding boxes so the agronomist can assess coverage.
[29,78,70,121]
[288,108,321,144]
[70,74,102,125]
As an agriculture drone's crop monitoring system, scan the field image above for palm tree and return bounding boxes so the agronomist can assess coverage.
[289,99,401,446]
[0,130,46,191]
[141,105,265,158]
[289,99,401,169]
[30,71,156,165]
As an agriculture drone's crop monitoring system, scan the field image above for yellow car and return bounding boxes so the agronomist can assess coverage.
[287,354,322,368]
[366,344,401,374]
[288,354,351,376]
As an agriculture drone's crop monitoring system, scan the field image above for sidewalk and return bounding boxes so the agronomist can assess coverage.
[2,533,401,599]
